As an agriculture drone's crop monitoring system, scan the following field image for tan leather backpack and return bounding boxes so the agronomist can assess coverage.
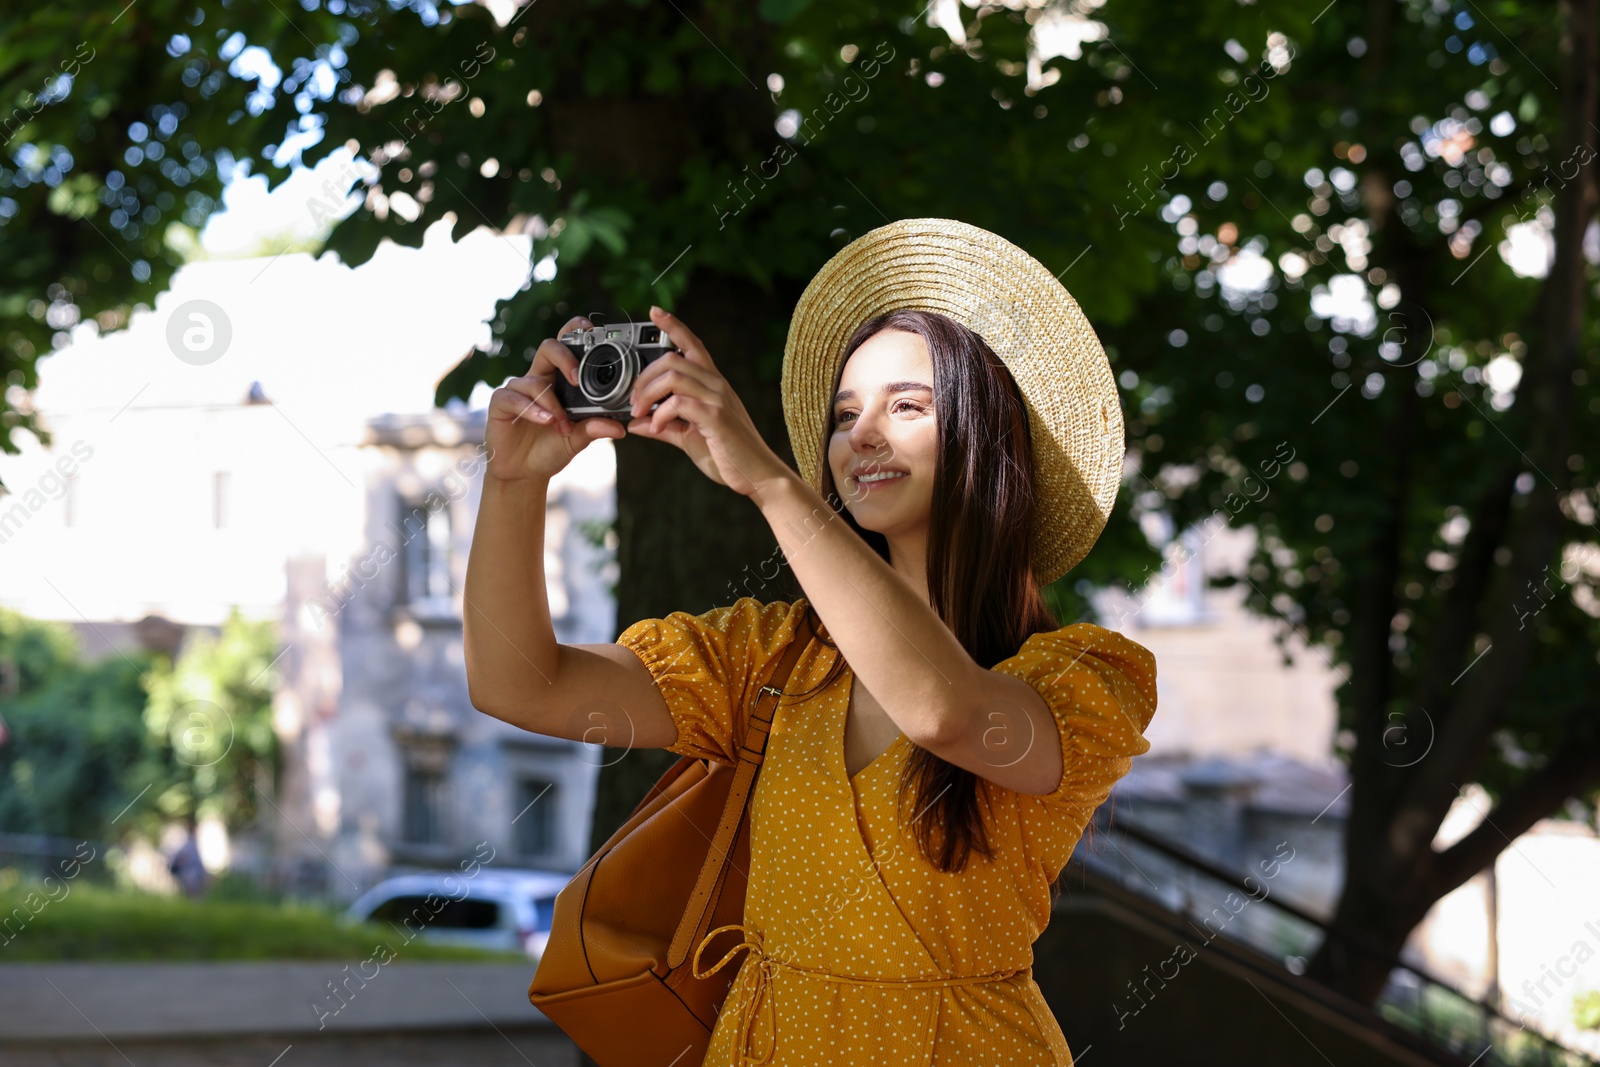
[527,609,815,1065]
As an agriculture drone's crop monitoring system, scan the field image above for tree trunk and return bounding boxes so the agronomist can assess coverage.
[588,270,805,852]
[1305,0,1599,1007]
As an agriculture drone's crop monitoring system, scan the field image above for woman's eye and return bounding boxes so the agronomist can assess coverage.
[834,401,923,425]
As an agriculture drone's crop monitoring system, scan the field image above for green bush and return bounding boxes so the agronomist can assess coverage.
[0,610,153,839]
[0,607,288,845]
[204,868,287,905]
[1575,988,1600,1031]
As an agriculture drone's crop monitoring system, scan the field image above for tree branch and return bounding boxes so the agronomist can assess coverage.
[1411,465,1518,728]
[1427,724,1600,899]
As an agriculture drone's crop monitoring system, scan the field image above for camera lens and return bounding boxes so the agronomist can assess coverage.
[578,342,634,405]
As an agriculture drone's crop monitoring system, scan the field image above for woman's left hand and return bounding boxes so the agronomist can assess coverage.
[625,306,791,499]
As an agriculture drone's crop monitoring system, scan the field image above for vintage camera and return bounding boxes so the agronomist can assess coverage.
[553,320,679,421]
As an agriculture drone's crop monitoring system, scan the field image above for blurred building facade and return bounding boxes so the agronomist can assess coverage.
[277,407,617,895]
[0,381,615,899]
[1093,518,1354,951]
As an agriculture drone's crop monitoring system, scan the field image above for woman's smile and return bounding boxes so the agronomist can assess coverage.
[854,469,910,489]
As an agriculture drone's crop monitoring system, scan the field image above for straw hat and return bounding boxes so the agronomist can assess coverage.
[781,218,1124,586]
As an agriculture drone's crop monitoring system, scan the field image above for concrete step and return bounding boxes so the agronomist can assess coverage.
[0,960,582,1066]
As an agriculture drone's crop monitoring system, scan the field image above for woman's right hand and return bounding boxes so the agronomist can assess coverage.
[485,315,627,482]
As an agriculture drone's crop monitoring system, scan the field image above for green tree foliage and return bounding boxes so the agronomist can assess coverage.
[133,609,282,837]
[0,608,279,842]
[0,610,151,838]
[5,0,1599,1008]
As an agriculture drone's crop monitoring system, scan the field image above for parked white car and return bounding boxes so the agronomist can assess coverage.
[343,868,573,958]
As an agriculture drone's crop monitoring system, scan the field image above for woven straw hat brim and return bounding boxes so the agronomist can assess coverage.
[781,218,1124,587]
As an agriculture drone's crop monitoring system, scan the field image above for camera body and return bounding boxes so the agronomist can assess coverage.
[553,321,679,421]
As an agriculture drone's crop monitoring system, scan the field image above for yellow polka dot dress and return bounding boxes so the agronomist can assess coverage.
[616,596,1159,1066]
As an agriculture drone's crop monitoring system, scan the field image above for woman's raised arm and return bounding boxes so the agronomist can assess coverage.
[462,317,677,752]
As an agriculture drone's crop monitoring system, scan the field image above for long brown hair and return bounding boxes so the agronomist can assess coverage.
[783,308,1061,873]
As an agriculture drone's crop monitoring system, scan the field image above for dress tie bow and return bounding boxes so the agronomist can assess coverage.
[693,923,783,1065]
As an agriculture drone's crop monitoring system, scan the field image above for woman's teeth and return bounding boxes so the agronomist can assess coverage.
[859,471,907,483]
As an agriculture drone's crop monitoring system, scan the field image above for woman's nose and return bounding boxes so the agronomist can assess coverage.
[848,405,882,443]
[848,404,890,456]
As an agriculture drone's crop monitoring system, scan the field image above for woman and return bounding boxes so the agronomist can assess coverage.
[464,219,1158,1066]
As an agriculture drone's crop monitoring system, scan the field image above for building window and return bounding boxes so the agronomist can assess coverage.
[513,778,558,858]
[213,471,231,529]
[401,496,454,608]
[1141,523,1211,626]
[403,765,447,844]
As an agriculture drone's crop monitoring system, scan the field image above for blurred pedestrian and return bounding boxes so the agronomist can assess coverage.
[169,813,208,899]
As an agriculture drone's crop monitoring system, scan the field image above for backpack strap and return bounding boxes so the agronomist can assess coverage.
[667,602,815,970]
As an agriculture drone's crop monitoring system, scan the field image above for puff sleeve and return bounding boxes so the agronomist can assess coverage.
[989,622,1158,872]
[615,596,808,765]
